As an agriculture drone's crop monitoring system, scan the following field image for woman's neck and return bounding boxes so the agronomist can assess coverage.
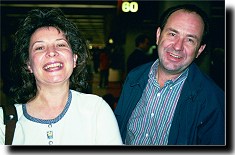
[26,84,70,119]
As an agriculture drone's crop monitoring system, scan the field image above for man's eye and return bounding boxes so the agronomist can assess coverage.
[188,39,193,42]
[187,38,196,44]
[167,32,176,37]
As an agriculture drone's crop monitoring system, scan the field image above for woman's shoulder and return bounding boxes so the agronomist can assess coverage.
[70,90,110,112]
[70,90,105,105]
[71,90,103,100]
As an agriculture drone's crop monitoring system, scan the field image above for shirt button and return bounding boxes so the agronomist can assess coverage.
[151,113,154,118]
[170,87,172,90]
[157,93,160,97]
[49,141,53,145]
[48,124,52,128]
[146,133,149,137]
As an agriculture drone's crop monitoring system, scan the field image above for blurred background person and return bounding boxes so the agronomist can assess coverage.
[126,34,152,74]
[99,47,110,88]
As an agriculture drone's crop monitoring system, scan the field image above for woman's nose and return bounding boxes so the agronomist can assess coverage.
[46,46,58,57]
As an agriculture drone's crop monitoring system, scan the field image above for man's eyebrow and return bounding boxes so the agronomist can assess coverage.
[186,34,199,40]
[166,27,199,40]
[165,27,178,33]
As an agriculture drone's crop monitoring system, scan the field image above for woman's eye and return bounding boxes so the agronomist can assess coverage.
[57,42,70,48]
[35,46,43,50]
[58,44,66,47]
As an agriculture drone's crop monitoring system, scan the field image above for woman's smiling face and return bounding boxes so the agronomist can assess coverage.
[27,26,78,86]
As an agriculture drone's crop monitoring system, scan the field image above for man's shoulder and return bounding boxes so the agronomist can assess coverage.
[188,63,224,93]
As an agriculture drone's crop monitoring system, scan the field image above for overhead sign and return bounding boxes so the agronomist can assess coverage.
[121,1,138,13]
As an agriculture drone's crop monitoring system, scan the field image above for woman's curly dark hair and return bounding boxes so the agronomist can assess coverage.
[9,8,90,104]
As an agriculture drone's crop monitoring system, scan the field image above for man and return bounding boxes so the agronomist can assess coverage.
[126,34,151,74]
[99,48,110,88]
[114,4,225,145]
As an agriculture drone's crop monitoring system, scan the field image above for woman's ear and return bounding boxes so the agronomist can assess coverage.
[26,62,33,73]
[73,54,78,68]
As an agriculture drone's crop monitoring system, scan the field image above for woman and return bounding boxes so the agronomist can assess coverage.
[0,8,122,145]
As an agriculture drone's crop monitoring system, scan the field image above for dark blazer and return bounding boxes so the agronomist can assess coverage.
[114,62,225,145]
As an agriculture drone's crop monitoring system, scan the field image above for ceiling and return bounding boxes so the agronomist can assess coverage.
[1,1,118,48]
[1,1,225,50]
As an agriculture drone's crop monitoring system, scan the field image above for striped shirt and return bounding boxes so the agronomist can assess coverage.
[126,60,188,145]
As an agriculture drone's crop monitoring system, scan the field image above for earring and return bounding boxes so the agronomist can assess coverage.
[27,66,33,73]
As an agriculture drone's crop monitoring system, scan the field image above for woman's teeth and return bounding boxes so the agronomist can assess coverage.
[44,63,63,70]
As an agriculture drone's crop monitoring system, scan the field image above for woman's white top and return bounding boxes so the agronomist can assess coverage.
[0,90,123,145]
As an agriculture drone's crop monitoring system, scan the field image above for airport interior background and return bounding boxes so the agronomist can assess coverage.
[1,0,225,108]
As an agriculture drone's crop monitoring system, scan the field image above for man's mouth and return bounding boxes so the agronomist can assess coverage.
[169,52,181,59]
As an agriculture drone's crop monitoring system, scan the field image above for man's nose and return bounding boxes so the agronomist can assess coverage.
[173,38,184,51]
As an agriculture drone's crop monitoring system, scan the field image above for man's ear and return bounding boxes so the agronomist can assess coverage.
[156,27,161,45]
[196,44,206,58]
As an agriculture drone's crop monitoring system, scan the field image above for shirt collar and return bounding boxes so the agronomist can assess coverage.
[149,59,189,86]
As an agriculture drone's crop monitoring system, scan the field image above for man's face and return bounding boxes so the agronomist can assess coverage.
[156,9,206,75]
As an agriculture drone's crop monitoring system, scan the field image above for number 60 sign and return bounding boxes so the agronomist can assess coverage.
[122,1,138,13]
